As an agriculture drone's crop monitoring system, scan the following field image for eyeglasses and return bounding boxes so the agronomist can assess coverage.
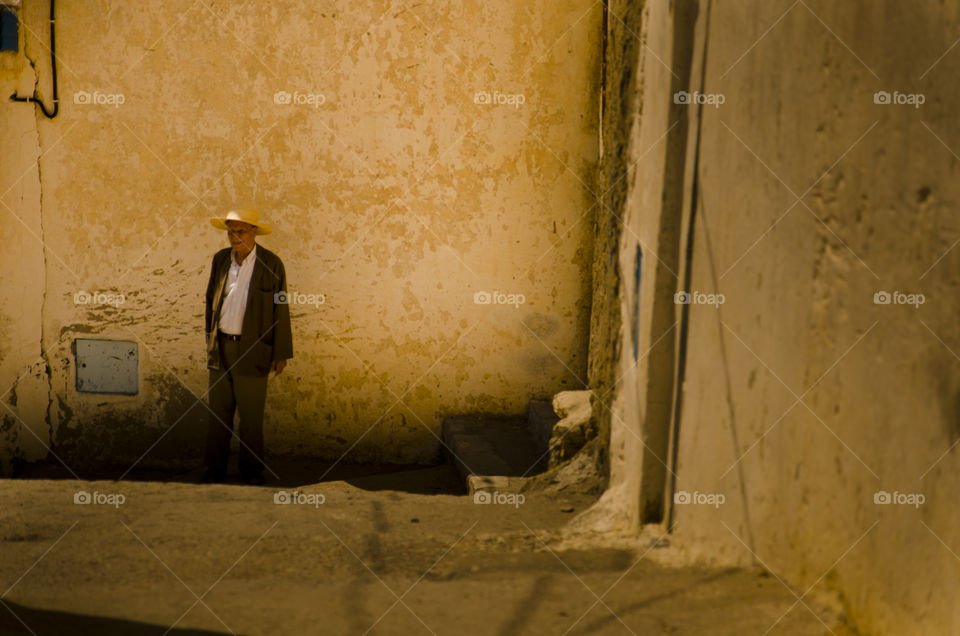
[226,227,255,236]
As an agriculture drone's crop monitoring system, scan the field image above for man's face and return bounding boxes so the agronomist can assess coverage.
[225,220,257,256]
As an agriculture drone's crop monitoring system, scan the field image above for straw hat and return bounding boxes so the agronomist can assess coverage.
[209,206,272,235]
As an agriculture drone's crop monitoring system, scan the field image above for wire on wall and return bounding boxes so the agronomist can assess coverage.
[10,0,58,119]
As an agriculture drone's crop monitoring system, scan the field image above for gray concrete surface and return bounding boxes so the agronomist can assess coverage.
[0,475,850,635]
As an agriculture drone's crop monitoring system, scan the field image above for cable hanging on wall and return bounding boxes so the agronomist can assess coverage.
[9,0,58,119]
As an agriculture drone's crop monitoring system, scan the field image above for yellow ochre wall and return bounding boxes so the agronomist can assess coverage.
[0,0,600,470]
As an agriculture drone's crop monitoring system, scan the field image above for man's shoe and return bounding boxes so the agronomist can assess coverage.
[202,468,225,483]
[244,473,266,485]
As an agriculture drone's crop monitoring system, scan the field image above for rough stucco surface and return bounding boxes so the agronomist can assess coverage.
[0,19,47,475]
[587,1,960,634]
[0,0,600,470]
[581,0,670,535]
[585,0,645,500]
[677,2,960,633]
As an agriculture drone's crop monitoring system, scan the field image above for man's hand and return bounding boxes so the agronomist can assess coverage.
[271,359,287,375]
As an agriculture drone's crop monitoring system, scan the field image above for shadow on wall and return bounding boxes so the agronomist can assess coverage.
[7,455,466,495]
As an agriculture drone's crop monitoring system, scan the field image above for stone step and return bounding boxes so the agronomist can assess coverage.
[441,410,550,494]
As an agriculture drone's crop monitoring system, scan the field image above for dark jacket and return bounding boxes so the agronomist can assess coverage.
[205,245,293,376]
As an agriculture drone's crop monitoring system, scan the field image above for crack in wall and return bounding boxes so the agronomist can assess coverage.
[21,12,55,458]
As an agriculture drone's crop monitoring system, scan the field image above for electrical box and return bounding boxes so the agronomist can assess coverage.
[75,339,139,395]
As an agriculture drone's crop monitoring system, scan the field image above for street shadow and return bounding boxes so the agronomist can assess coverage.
[575,568,740,633]
[0,599,238,635]
[496,574,556,636]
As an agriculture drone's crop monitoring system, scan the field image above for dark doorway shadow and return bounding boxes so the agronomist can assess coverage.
[344,463,466,495]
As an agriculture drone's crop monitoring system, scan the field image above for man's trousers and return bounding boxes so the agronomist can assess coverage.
[204,333,268,478]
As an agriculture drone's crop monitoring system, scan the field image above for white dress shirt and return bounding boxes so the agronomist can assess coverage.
[218,245,257,335]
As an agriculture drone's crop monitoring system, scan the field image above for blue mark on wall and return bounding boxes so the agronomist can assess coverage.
[0,9,18,52]
[632,244,642,361]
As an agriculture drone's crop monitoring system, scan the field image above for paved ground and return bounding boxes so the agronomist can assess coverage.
[0,465,852,635]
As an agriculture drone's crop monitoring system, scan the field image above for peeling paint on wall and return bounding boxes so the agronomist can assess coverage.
[1,1,601,470]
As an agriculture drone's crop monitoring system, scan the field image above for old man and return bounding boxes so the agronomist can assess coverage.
[202,206,293,484]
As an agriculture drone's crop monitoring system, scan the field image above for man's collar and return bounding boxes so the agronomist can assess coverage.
[231,244,257,266]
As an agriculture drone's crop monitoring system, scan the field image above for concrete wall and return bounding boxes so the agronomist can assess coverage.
[588,1,960,634]
[0,0,600,471]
